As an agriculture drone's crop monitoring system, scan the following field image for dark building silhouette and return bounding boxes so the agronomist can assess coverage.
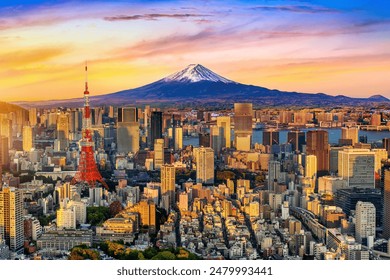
[383,138,390,156]
[306,130,329,176]
[287,130,305,152]
[335,188,382,227]
[199,132,210,147]
[151,112,163,148]
[263,130,279,146]
[382,163,390,239]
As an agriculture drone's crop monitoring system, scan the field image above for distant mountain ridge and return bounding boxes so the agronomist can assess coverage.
[12,64,390,108]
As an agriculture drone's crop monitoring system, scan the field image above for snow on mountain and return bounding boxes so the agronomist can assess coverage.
[163,64,235,83]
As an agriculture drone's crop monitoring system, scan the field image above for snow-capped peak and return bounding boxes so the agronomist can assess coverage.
[163,64,235,83]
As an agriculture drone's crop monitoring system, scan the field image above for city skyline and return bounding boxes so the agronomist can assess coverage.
[1,0,390,102]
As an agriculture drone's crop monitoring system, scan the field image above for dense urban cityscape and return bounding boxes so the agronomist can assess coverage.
[1,71,390,260]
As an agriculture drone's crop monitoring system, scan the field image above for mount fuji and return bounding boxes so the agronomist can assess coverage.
[13,64,389,108]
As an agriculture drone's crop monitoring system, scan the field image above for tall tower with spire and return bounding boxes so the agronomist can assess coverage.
[72,63,108,189]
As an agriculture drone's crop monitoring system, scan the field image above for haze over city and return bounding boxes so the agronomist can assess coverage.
[1,0,390,102]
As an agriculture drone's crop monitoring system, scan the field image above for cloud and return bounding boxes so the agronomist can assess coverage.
[104,13,210,21]
[251,5,338,14]
[0,46,68,68]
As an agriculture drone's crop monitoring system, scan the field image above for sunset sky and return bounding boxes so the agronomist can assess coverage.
[1,0,390,102]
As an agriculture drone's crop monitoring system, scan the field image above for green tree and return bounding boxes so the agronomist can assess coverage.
[151,251,176,260]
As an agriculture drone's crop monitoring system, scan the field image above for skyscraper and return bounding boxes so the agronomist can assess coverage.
[338,149,375,188]
[199,133,210,148]
[161,164,176,206]
[268,160,281,191]
[216,116,231,148]
[22,125,33,152]
[383,169,390,239]
[355,201,376,244]
[0,137,9,173]
[151,111,163,147]
[305,155,317,179]
[118,107,137,123]
[287,130,306,152]
[306,130,329,175]
[383,138,390,156]
[341,127,359,146]
[0,187,24,253]
[194,147,214,184]
[263,129,279,146]
[28,108,37,126]
[117,107,140,154]
[154,139,164,170]
[57,111,69,151]
[234,103,252,151]
[210,125,222,154]
[174,126,183,150]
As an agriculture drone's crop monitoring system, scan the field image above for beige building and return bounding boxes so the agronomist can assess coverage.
[174,127,183,150]
[0,187,24,253]
[22,125,33,152]
[161,164,176,206]
[194,147,214,184]
[154,139,164,170]
[341,127,358,145]
[217,116,231,148]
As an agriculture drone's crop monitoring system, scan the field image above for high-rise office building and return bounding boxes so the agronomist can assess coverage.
[117,107,139,154]
[383,169,390,239]
[268,160,281,191]
[118,107,137,123]
[234,103,252,150]
[57,111,69,151]
[161,164,176,207]
[216,116,231,148]
[334,188,382,227]
[154,139,164,170]
[22,125,33,152]
[305,155,317,179]
[194,147,214,184]
[338,149,375,188]
[199,133,210,147]
[355,201,376,244]
[287,130,306,152]
[306,130,329,175]
[0,136,9,171]
[28,108,37,126]
[341,127,359,146]
[210,125,222,154]
[151,112,163,147]
[263,129,279,146]
[0,187,24,253]
[174,127,183,150]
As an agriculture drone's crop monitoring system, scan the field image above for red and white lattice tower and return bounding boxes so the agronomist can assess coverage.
[72,63,108,189]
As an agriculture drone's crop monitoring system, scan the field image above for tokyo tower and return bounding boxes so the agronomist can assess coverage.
[71,63,108,189]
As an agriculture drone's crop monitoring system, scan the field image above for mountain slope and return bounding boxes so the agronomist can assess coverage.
[12,64,390,108]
